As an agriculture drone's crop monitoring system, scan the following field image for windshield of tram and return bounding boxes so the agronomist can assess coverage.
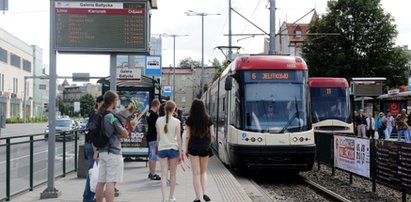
[243,71,308,133]
[310,87,351,123]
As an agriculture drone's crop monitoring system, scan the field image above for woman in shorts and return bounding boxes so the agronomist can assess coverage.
[156,100,182,202]
[185,99,215,202]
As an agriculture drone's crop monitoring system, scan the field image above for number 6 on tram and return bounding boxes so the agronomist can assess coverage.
[203,55,315,171]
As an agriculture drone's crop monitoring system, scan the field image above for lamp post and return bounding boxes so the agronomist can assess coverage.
[162,34,188,101]
[185,10,220,96]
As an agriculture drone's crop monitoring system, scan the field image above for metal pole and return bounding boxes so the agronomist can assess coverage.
[30,136,34,191]
[200,14,205,96]
[228,0,232,61]
[41,0,60,198]
[23,77,27,122]
[173,35,176,101]
[6,138,10,201]
[269,0,276,55]
[110,54,117,92]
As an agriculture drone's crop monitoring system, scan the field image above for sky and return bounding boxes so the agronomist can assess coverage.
[0,0,410,83]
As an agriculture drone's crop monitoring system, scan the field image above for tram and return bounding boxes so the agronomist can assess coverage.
[308,78,353,134]
[202,55,315,171]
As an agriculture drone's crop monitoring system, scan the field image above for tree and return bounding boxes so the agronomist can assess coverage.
[303,0,410,88]
[57,96,64,114]
[178,57,201,68]
[80,93,95,117]
[212,58,231,82]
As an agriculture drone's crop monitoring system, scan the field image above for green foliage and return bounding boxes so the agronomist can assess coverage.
[80,93,95,116]
[212,59,231,82]
[178,57,201,68]
[6,117,47,124]
[303,0,410,88]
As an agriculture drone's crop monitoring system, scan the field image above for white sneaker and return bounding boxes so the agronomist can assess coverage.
[169,198,176,202]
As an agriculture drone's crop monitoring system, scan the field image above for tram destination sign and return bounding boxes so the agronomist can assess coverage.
[54,0,149,53]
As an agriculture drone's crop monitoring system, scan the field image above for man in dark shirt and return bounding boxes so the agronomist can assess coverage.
[146,99,161,180]
[83,95,103,202]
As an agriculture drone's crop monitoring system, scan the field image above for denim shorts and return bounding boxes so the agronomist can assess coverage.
[157,149,179,159]
[148,141,158,161]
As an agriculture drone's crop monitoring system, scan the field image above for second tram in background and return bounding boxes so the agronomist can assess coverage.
[202,55,315,171]
[308,78,353,134]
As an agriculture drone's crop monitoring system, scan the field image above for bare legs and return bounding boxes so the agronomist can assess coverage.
[189,155,210,200]
[160,157,178,201]
[96,182,116,202]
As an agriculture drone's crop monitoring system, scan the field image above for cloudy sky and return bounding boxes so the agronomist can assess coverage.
[0,0,410,82]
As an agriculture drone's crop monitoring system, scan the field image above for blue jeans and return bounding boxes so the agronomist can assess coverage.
[397,130,410,143]
[83,143,95,202]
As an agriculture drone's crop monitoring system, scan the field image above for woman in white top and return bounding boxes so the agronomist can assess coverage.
[156,100,181,202]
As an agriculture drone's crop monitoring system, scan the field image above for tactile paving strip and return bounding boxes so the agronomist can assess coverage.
[208,157,252,202]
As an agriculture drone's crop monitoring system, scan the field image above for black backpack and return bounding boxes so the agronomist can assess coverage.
[88,111,111,148]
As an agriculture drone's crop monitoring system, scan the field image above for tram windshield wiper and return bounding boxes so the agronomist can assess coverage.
[280,97,301,133]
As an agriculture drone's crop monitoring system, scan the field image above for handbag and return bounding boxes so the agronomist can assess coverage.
[208,148,214,157]
[89,162,99,193]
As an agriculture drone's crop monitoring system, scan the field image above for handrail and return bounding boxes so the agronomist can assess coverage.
[1,129,80,201]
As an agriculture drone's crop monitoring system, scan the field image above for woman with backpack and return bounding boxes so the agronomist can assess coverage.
[95,91,130,202]
[185,99,215,202]
[156,100,182,202]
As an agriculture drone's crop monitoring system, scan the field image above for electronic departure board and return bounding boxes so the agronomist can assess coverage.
[55,0,149,53]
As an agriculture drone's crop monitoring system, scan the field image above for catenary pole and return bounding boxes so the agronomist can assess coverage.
[269,0,276,54]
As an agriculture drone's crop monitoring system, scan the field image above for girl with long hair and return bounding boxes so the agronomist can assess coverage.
[185,99,215,202]
[156,100,182,202]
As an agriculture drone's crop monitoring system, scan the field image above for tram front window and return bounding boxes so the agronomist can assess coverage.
[310,88,351,123]
[244,83,308,133]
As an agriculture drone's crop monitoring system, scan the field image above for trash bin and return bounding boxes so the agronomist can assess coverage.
[77,144,88,178]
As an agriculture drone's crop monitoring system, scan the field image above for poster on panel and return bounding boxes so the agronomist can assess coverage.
[116,91,150,156]
[334,135,370,178]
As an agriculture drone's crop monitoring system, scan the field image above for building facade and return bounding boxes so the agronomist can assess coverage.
[62,82,102,103]
[0,27,44,119]
[161,66,217,113]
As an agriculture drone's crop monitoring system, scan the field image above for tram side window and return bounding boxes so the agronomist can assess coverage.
[230,79,241,128]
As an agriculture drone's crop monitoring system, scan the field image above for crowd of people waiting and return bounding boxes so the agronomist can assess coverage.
[354,108,410,143]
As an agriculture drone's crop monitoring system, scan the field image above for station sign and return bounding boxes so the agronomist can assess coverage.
[145,55,162,76]
[117,67,142,80]
[163,85,172,97]
[54,0,149,53]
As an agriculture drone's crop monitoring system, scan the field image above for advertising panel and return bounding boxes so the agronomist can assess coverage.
[334,135,370,178]
[116,91,150,156]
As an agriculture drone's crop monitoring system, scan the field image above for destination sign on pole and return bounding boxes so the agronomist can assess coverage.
[54,0,149,53]
[72,73,90,82]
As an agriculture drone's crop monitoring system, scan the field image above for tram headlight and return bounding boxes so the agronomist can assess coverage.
[250,137,256,142]
[293,137,298,142]
[299,137,305,142]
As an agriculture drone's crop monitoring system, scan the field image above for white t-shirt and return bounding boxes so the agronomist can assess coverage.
[156,115,180,151]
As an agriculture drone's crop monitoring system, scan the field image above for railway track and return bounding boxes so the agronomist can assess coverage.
[234,170,352,202]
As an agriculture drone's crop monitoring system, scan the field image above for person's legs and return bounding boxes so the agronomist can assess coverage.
[105,182,115,202]
[148,141,160,179]
[361,125,367,138]
[387,126,393,140]
[406,130,411,143]
[95,182,105,202]
[199,156,210,199]
[159,157,169,200]
[357,125,362,137]
[189,155,203,200]
[168,157,178,200]
[397,130,404,142]
[83,143,95,201]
